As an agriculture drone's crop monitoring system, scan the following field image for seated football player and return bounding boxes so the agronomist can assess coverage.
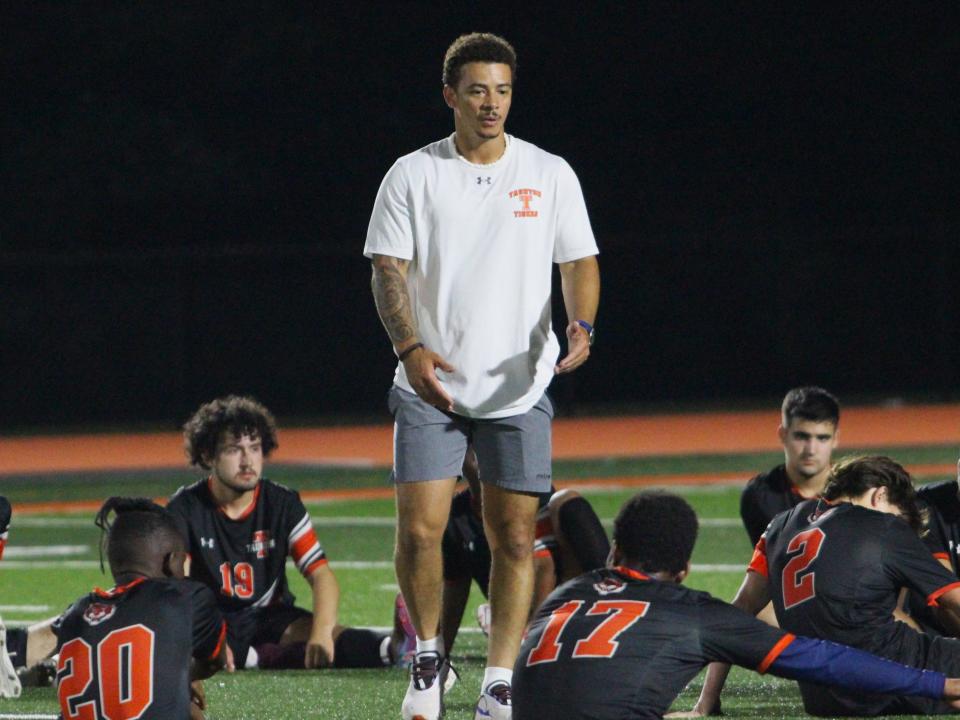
[54,497,226,720]
[0,495,60,698]
[513,490,960,720]
[907,455,960,635]
[739,386,840,547]
[168,395,414,671]
[440,450,608,657]
[685,455,960,717]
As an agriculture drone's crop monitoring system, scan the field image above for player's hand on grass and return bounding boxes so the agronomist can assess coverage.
[225,644,236,672]
[403,346,455,411]
[189,680,207,720]
[555,321,591,374]
[305,628,335,669]
[944,678,960,707]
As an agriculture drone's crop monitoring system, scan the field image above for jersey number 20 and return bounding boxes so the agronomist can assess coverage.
[526,599,650,666]
[782,527,826,609]
[58,624,154,720]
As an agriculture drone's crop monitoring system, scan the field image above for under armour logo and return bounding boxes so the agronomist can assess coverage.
[477,176,492,185]
[200,537,215,549]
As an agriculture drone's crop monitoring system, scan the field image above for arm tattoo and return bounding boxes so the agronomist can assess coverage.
[371,259,417,346]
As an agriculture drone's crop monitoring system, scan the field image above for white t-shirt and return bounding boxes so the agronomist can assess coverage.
[364,134,598,419]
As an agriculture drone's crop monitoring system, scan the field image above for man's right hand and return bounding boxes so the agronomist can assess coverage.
[403,346,455,411]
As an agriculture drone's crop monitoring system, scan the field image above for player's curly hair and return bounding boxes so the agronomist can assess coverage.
[183,395,278,469]
[822,455,924,532]
[782,386,840,427]
[94,497,184,575]
[613,491,699,575]
[443,33,517,88]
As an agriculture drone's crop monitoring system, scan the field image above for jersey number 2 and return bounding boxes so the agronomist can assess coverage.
[782,527,826,609]
[526,599,650,666]
[58,624,154,720]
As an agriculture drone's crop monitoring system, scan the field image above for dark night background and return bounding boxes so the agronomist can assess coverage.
[1,3,957,431]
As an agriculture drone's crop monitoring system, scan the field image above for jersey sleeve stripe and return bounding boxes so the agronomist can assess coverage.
[926,581,960,607]
[304,557,328,576]
[291,528,322,561]
[209,620,228,661]
[296,545,326,573]
[933,552,951,561]
[534,548,553,560]
[746,537,768,577]
[757,633,796,674]
[288,514,312,543]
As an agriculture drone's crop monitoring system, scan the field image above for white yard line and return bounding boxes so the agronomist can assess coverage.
[0,604,50,612]
[4,545,88,558]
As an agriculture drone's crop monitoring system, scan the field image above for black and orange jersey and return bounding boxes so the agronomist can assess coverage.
[166,478,326,613]
[749,499,960,715]
[739,464,812,546]
[918,480,960,574]
[54,577,225,720]
[514,566,794,720]
[0,495,9,560]
[442,488,491,595]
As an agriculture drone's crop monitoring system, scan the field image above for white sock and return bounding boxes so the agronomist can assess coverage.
[416,636,438,656]
[482,666,512,691]
[243,646,259,670]
[379,636,392,665]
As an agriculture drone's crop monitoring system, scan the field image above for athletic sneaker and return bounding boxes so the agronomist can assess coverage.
[401,651,443,720]
[0,616,22,699]
[474,681,511,720]
[391,592,417,669]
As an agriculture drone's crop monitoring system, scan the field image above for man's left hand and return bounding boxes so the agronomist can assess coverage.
[555,321,591,374]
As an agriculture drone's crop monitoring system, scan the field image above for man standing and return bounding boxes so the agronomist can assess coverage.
[167,395,413,673]
[365,32,600,720]
[740,386,840,546]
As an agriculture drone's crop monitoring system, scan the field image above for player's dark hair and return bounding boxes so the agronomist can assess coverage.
[443,33,517,88]
[94,497,185,574]
[822,455,924,532]
[183,395,278,469]
[613,491,698,574]
[781,386,840,427]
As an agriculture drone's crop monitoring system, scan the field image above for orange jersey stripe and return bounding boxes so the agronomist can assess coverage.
[747,537,768,578]
[290,528,320,562]
[927,581,960,607]
[757,633,796,674]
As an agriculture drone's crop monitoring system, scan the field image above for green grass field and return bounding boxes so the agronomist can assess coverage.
[1,444,956,719]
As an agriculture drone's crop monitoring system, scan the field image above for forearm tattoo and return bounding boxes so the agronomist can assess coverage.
[372,260,417,346]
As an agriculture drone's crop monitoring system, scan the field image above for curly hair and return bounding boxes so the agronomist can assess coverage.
[183,395,278,469]
[95,497,184,575]
[613,491,699,574]
[442,32,517,88]
[823,455,924,532]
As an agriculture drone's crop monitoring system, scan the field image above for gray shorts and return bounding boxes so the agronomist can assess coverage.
[387,386,553,493]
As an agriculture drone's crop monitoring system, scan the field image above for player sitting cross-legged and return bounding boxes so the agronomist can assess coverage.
[167,395,414,672]
[684,455,960,717]
[513,490,960,720]
[54,497,227,720]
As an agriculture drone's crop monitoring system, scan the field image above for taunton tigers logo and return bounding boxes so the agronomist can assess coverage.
[593,577,627,596]
[83,603,117,626]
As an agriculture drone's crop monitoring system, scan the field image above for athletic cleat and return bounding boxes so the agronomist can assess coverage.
[401,651,443,720]
[475,602,491,636]
[474,681,511,720]
[0,616,22,699]
[391,592,417,668]
[441,659,459,693]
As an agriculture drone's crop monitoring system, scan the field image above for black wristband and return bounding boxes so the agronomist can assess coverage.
[397,342,424,362]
